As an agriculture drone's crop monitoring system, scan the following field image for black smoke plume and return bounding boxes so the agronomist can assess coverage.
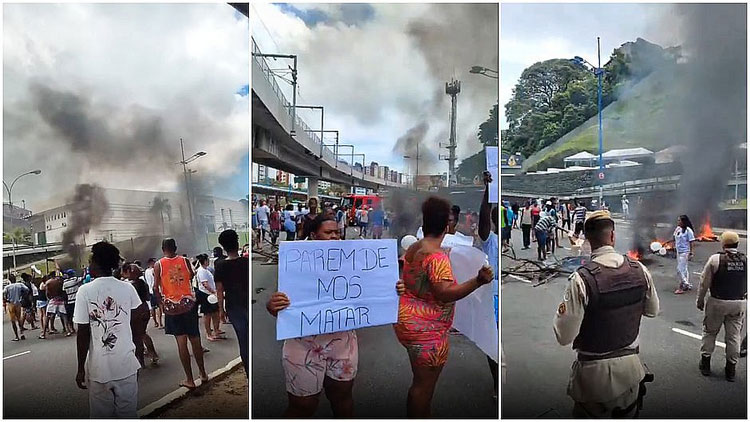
[61,184,109,266]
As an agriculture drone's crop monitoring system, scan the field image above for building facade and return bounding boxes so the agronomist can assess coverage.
[31,187,247,246]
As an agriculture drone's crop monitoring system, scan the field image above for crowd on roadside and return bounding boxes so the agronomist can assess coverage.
[251,197,405,247]
[2,229,249,417]
[261,171,500,417]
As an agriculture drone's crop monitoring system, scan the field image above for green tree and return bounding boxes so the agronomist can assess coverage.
[478,104,499,146]
[456,149,486,184]
[150,197,172,235]
[3,227,32,246]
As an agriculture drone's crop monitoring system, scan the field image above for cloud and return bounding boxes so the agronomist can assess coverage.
[3,3,248,209]
[252,3,498,175]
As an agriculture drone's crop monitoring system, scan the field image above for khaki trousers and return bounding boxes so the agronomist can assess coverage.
[701,296,746,365]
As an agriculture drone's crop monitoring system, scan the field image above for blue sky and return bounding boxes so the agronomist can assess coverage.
[213,152,249,200]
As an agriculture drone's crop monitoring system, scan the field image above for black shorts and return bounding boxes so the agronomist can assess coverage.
[164,304,200,337]
[150,293,160,308]
[574,222,584,235]
[197,290,219,315]
[501,226,512,241]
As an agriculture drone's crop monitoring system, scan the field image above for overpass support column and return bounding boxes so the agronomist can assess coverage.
[307,177,319,199]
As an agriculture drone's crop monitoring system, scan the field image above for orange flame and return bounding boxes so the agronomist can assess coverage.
[627,250,642,260]
[697,216,719,241]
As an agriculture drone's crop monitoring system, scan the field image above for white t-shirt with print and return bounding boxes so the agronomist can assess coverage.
[73,276,142,384]
[196,266,216,295]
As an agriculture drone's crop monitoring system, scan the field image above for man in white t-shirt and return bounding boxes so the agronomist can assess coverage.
[74,242,144,418]
[144,258,162,329]
[196,254,221,341]
[256,200,271,245]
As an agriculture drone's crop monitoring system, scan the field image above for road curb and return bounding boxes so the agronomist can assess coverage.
[137,356,242,418]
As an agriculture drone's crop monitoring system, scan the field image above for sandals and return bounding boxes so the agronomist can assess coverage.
[38,334,46,339]
[179,381,197,390]
[65,332,72,337]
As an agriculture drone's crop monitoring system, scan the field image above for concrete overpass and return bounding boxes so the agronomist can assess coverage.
[252,38,408,197]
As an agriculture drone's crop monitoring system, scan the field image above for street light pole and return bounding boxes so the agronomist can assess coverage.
[178,138,207,236]
[571,39,605,207]
[596,37,604,207]
[469,66,499,79]
[180,138,194,235]
[3,169,42,274]
[403,143,420,190]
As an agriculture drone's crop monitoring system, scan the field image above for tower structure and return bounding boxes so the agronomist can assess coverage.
[445,79,460,186]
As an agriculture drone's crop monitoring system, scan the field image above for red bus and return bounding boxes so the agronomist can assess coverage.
[341,194,382,225]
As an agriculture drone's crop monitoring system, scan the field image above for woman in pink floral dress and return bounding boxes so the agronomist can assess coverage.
[394,196,494,417]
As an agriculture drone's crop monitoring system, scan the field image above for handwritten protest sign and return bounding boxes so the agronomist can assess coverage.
[276,239,400,340]
[441,233,474,249]
[486,146,499,203]
[450,245,499,362]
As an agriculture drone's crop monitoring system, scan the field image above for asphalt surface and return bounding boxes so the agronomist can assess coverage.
[3,306,243,418]
[501,217,747,418]
[251,227,499,418]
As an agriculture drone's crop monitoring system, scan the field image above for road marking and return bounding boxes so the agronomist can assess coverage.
[672,327,725,348]
[3,350,31,360]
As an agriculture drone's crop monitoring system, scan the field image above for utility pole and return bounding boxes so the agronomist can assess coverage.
[180,138,195,235]
[445,79,460,187]
[251,51,298,135]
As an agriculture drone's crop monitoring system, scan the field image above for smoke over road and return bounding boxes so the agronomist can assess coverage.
[660,4,746,223]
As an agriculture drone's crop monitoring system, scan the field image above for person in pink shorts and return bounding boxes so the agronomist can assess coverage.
[267,214,404,417]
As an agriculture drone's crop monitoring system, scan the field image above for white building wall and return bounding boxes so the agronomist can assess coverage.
[33,188,245,246]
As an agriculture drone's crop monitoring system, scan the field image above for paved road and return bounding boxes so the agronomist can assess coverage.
[501,218,747,418]
[4,309,242,418]
[251,227,498,418]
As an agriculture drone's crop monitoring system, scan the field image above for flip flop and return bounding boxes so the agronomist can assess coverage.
[38,335,46,339]
[11,338,19,342]
[179,381,197,390]
[65,332,72,337]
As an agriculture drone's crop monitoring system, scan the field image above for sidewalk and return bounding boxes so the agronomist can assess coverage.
[146,365,248,418]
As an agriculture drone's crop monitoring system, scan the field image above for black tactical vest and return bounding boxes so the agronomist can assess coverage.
[572,256,648,353]
[710,252,747,300]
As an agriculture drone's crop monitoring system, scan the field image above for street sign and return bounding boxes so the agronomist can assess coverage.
[294,176,306,183]
[598,172,605,180]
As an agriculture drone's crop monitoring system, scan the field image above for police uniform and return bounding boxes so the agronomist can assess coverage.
[697,231,747,381]
[553,210,660,417]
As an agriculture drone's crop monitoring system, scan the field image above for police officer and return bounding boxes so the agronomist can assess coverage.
[554,210,660,417]
[696,230,747,382]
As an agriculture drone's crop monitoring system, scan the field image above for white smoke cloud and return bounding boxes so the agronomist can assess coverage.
[251,3,498,175]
